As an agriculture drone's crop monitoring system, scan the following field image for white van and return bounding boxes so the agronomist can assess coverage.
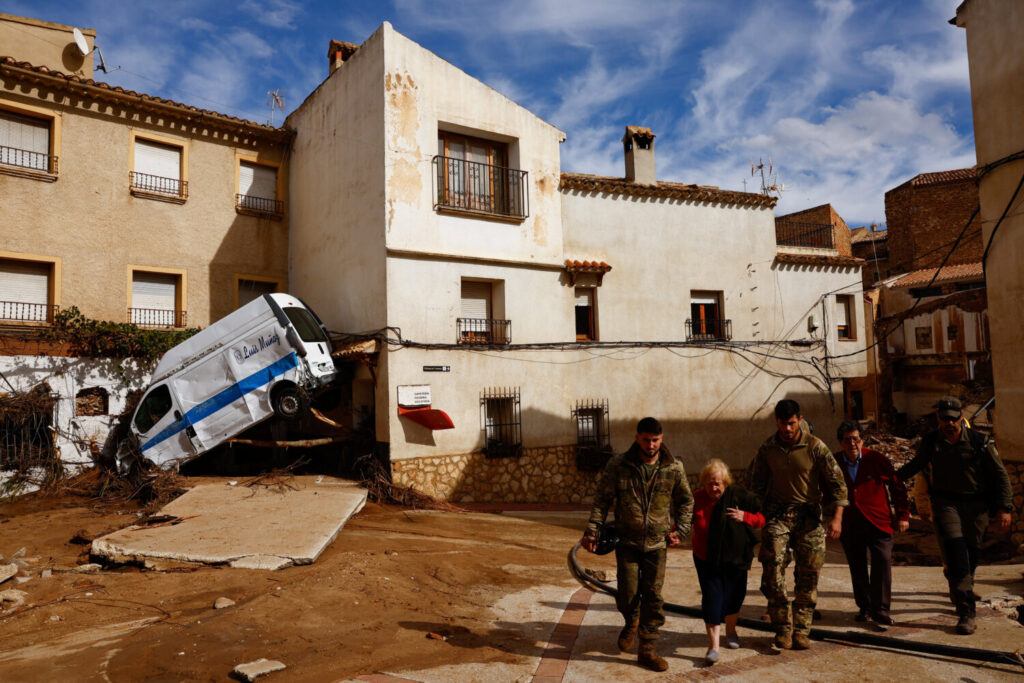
[126,293,336,470]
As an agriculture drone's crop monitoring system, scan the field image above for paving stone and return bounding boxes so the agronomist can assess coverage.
[232,658,286,681]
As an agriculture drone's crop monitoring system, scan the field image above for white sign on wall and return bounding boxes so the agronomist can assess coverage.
[397,384,432,407]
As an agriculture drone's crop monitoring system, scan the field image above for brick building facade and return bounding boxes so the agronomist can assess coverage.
[775,203,853,255]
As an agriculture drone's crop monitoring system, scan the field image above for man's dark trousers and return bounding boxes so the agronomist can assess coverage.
[839,506,894,616]
[932,496,989,618]
[615,546,667,641]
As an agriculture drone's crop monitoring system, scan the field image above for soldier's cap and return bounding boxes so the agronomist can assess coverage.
[934,396,962,419]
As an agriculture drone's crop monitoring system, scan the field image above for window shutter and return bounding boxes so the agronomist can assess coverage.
[132,272,177,310]
[0,260,49,304]
[239,162,277,200]
[0,111,50,169]
[238,279,277,308]
[134,140,181,180]
[460,281,491,319]
[691,294,718,305]
[836,297,849,327]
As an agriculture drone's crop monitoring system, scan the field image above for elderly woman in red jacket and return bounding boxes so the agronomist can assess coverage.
[690,458,765,665]
[835,420,910,626]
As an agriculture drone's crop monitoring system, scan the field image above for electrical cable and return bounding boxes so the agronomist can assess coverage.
[981,166,1024,269]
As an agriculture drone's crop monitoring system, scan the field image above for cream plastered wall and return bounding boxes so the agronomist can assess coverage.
[285,24,388,335]
[379,23,566,262]
[0,84,289,327]
[959,0,1024,462]
[0,13,94,78]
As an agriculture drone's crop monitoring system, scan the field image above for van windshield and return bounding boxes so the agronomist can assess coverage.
[284,306,328,343]
[135,385,173,434]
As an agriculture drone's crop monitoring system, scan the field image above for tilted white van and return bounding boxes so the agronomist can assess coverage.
[126,293,337,470]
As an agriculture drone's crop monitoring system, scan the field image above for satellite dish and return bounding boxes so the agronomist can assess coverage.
[72,27,90,57]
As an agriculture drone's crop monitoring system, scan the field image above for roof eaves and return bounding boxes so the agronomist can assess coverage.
[559,172,776,209]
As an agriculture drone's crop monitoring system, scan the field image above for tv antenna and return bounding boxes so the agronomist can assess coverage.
[750,156,785,198]
[267,90,285,125]
[72,27,119,74]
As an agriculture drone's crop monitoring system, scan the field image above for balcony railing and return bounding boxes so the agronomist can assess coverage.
[129,308,187,328]
[236,193,284,219]
[685,318,732,342]
[433,155,528,220]
[0,146,58,174]
[129,172,187,199]
[0,301,58,323]
[457,318,511,345]
[776,221,835,249]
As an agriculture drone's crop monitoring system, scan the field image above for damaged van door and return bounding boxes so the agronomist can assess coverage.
[124,293,337,471]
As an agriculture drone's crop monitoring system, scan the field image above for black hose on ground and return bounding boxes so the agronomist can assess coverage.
[568,542,1024,668]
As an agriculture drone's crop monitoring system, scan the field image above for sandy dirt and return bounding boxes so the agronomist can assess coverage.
[0,490,596,682]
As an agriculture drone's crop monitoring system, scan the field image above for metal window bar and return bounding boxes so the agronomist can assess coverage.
[128,308,187,328]
[432,155,529,219]
[685,318,732,342]
[457,318,511,345]
[775,221,835,249]
[236,193,284,217]
[481,387,522,459]
[0,145,58,174]
[129,171,187,198]
[0,301,58,323]
[0,391,57,471]
[573,399,612,471]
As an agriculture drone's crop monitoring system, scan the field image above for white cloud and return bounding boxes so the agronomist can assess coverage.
[241,0,301,30]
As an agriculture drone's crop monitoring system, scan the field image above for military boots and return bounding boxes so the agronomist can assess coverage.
[617,620,638,651]
[638,641,668,672]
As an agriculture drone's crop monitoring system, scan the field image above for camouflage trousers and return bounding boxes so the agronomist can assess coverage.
[615,546,667,641]
[759,504,826,635]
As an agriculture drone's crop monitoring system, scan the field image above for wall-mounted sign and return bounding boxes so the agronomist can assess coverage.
[397,384,431,407]
[423,365,450,372]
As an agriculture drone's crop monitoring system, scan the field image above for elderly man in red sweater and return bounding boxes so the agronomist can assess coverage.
[835,420,910,626]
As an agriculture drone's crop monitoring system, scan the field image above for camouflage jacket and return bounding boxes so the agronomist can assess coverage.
[586,443,694,552]
[748,430,848,512]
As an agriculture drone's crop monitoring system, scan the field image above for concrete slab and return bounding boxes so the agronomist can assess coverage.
[92,476,366,569]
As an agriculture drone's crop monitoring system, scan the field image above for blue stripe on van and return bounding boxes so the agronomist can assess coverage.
[140,352,301,453]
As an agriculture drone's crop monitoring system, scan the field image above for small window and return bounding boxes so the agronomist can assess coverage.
[0,109,56,174]
[131,136,186,200]
[0,257,57,323]
[947,325,959,342]
[237,278,278,308]
[836,294,855,340]
[134,385,173,434]
[458,279,509,344]
[688,291,730,341]
[574,399,612,472]
[915,326,933,350]
[481,387,521,458]
[130,269,186,328]
[75,387,109,416]
[575,287,597,341]
[237,160,282,218]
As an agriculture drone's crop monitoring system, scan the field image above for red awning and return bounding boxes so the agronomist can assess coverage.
[398,405,455,430]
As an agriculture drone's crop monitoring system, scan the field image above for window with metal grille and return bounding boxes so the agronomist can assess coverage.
[129,270,186,328]
[0,258,57,323]
[0,109,56,174]
[237,161,283,217]
[573,399,612,472]
[481,387,521,458]
[687,291,731,341]
[131,138,186,199]
[0,388,57,472]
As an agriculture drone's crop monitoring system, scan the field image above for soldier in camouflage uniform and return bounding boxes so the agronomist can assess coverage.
[748,399,847,651]
[582,417,693,672]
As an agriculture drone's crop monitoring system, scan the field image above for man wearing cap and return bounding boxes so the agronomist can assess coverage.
[897,397,1013,635]
[582,417,693,672]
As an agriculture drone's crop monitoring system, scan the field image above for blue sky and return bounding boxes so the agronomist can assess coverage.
[5,1,975,225]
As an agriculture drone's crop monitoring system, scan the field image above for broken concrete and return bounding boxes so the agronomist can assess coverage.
[91,477,367,569]
[0,588,28,614]
[232,658,286,681]
[214,597,236,609]
[0,563,17,584]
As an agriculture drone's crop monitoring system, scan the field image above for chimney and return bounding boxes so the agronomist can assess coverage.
[622,126,656,185]
[327,40,360,75]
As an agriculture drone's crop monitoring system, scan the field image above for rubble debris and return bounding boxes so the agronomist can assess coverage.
[229,555,292,571]
[40,569,52,579]
[70,530,95,545]
[214,597,236,609]
[426,632,448,641]
[48,615,62,622]
[0,588,28,613]
[583,567,609,582]
[73,563,102,573]
[232,658,286,681]
[0,563,17,584]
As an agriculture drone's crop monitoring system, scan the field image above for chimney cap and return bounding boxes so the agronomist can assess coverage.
[327,39,360,61]
[622,125,655,143]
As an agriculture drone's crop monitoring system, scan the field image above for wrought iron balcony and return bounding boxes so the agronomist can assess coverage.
[776,221,835,249]
[433,155,528,220]
[129,171,187,199]
[685,318,732,342]
[129,308,188,328]
[0,301,58,323]
[236,193,284,219]
[457,318,511,345]
[0,146,58,174]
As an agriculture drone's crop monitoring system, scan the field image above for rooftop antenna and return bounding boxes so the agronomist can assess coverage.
[751,156,785,198]
[267,90,285,126]
[72,27,119,74]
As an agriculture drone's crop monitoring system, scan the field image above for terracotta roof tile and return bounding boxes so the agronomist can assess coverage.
[560,172,776,209]
[623,125,655,140]
[909,167,977,185]
[892,261,984,288]
[774,253,864,268]
[850,228,887,244]
[0,56,289,141]
[564,259,612,273]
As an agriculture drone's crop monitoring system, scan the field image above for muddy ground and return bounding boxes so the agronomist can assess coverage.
[0,490,596,682]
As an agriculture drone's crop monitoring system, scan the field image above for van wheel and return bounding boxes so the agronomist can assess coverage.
[272,385,307,421]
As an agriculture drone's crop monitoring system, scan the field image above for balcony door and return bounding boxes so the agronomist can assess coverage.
[438,133,506,213]
[691,292,722,338]
[0,259,51,322]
